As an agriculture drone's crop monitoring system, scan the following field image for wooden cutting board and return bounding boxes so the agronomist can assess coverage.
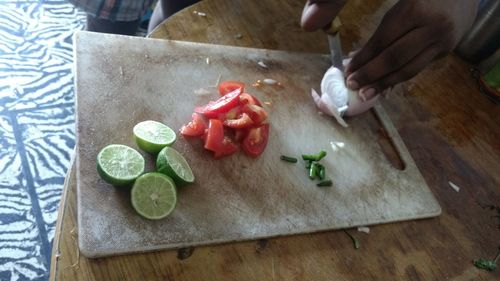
[75,31,440,258]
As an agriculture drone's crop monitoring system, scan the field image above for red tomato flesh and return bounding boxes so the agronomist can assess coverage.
[218,81,245,96]
[239,93,262,106]
[242,124,269,157]
[204,119,224,152]
[195,89,242,118]
[180,113,206,137]
[242,104,268,125]
[214,137,239,158]
[223,112,254,129]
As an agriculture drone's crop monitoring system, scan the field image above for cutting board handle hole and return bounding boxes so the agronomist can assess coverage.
[372,111,406,170]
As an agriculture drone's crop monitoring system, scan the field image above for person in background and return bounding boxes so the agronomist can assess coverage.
[68,0,199,35]
[148,0,200,33]
[301,0,481,101]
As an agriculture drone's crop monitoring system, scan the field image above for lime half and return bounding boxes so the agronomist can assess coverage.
[131,173,177,220]
[133,120,176,154]
[156,147,195,186]
[97,144,145,186]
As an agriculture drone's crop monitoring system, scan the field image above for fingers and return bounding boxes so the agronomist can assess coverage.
[346,26,436,90]
[301,0,347,31]
[344,2,416,76]
[357,44,442,99]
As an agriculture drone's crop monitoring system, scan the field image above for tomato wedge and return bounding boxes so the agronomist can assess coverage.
[218,81,245,96]
[242,104,268,124]
[204,119,224,152]
[180,113,206,137]
[242,124,269,157]
[223,112,254,129]
[195,89,242,118]
[214,137,239,158]
[239,93,262,106]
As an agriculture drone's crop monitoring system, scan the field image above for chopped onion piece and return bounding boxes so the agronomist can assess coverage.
[357,226,370,234]
[258,61,268,68]
[448,181,460,192]
[193,11,206,17]
[194,88,211,96]
[263,78,278,85]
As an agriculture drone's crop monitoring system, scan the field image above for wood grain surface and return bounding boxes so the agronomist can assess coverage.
[51,0,500,280]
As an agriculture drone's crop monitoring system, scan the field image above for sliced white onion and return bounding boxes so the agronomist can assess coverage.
[314,66,378,126]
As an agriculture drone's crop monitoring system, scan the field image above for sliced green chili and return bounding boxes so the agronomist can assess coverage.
[305,160,312,169]
[317,180,332,187]
[301,150,327,161]
[317,164,326,180]
[309,162,319,180]
[280,155,298,163]
[343,230,360,249]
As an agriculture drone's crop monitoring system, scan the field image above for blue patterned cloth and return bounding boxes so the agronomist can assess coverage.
[0,1,85,280]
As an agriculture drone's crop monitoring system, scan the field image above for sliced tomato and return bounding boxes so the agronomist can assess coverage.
[204,119,224,152]
[234,128,248,143]
[242,124,269,158]
[217,106,242,122]
[180,113,206,137]
[242,104,268,124]
[195,89,242,118]
[223,112,254,129]
[239,93,262,106]
[214,137,239,158]
[218,81,245,96]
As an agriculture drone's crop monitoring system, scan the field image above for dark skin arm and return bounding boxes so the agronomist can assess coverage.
[301,0,480,100]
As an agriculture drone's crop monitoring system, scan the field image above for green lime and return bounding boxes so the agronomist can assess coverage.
[131,173,177,220]
[156,147,195,186]
[96,144,145,186]
[133,120,176,154]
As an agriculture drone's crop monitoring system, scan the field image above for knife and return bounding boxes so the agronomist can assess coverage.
[324,17,344,71]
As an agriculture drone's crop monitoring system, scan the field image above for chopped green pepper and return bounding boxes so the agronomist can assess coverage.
[309,162,319,180]
[302,150,327,162]
[280,155,298,163]
[317,180,332,187]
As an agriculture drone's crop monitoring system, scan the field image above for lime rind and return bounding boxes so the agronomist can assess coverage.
[131,173,177,220]
[156,147,195,186]
[96,144,145,186]
[133,120,176,154]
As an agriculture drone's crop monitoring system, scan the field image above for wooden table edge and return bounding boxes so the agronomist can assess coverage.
[50,151,75,281]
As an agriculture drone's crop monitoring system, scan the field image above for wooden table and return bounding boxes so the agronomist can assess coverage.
[50,0,500,280]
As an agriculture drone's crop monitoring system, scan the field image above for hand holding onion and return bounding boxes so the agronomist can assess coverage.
[312,63,378,127]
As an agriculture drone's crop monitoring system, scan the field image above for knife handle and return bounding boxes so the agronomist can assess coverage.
[324,17,342,35]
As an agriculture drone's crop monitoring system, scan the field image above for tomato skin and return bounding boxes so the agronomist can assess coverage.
[196,89,242,118]
[223,113,254,129]
[213,137,239,158]
[204,119,224,152]
[242,124,269,158]
[239,93,262,106]
[218,81,245,96]
[242,104,268,125]
[180,113,206,137]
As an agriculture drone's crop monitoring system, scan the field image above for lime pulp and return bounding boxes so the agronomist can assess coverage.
[131,172,177,220]
[96,144,145,186]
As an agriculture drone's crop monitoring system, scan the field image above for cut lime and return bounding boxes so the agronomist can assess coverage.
[156,147,195,186]
[131,173,177,220]
[133,120,176,154]
[97,144,145,186]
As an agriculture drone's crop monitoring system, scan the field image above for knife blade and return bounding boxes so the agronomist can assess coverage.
[324,17,344,71]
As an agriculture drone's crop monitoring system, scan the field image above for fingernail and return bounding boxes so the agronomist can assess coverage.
[347,78,359,90]
[360,88,376,100]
